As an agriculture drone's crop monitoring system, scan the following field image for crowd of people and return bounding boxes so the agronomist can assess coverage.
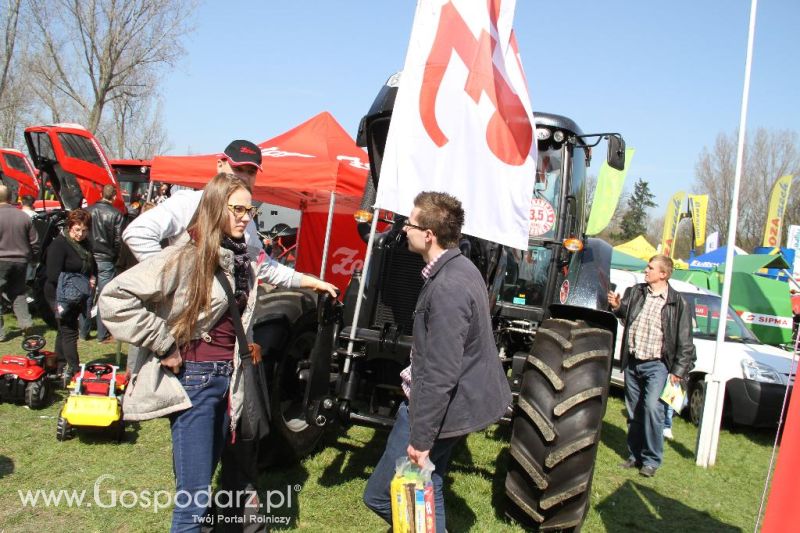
[0,139,697,530]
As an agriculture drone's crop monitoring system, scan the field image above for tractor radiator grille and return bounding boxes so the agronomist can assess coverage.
[372,246,426,334]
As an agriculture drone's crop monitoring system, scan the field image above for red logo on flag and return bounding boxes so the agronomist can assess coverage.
[419,0,532,166]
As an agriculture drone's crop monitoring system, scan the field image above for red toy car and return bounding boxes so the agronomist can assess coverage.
[0,335,58,408]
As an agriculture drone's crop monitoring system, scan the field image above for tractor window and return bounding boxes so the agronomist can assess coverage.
[530,146,562,241]
[57,133,104,167]
[499,245,553,307]
[3,153,30,174]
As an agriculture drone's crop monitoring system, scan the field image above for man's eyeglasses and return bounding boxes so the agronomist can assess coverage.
[403,221,428,231]
[227,204,258,218]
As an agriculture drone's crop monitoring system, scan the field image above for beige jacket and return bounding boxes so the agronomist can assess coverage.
[98,234,259,432]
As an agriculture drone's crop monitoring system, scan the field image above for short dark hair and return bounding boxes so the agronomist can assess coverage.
[413,191,464,249]
[21,195,35,207]
[101,184,116,201]
[67,209,91,229]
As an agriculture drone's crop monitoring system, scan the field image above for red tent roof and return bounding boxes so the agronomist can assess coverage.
[150,112,368,212]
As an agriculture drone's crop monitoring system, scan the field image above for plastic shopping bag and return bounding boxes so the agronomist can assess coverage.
[390,457,435,533]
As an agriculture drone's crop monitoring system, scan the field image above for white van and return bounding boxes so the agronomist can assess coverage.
[609,269,796,428]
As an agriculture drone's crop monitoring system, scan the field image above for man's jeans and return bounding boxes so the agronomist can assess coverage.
[0,261,33,338]
[79,260,115,340]
[169,361,233,533]
[363,402,461,533]
[624,359,669,468]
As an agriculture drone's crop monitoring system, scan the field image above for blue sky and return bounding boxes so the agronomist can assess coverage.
[161,1,799,216]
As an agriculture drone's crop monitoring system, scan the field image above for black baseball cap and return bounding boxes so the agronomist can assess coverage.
[222,140,262,171]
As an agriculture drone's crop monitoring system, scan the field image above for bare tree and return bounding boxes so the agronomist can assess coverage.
[693,129,800,251]
[28,0,195,135]
[99,94,170,159]
[0,0,22,106]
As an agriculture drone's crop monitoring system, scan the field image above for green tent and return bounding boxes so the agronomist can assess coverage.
[611,249,646,271]
[671,269,722,294]
[674,253,792,346]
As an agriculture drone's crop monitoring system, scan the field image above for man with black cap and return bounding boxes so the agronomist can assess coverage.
[122,140,336,531]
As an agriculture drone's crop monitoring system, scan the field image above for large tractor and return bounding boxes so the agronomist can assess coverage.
[258,74,627,530]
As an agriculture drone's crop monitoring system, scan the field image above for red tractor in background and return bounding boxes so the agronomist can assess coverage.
[0,148,40,202]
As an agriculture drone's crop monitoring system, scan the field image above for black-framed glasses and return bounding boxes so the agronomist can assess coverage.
[227,204,258,218]
[403,221,428,231]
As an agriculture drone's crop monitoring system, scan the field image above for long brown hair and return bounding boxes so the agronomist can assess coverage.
[168,173,251,346]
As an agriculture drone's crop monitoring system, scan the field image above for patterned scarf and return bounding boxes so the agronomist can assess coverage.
[221,234,250,307]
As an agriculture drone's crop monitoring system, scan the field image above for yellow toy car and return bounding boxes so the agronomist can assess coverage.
[56,362,127,442]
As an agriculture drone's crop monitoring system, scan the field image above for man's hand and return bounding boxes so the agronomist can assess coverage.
[607,291,621,310]
[407,445,430,468]
[159,350,182,374]
[669,373,681,385]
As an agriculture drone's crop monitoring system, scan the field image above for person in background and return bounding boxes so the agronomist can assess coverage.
[45,209,96,379]
[608,255,695,477]
[84,184,125,343]
[20,195,37,217]
[363,191,511,532]
[153,183,172,205]
[0,185,38,341]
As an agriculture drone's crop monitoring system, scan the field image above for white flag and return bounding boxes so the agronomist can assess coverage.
[376,0,536,250]
[705,231,719,252]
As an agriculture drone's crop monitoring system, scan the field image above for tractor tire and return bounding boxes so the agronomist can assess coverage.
[25,379,48,409]
[505,318,613,532]
[261,325,325,466]
[56,416,73,441]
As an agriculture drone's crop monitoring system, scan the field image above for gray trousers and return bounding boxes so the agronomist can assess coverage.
[0,261,33,336]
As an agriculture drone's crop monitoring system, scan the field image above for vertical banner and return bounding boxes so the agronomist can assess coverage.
[586,148,635,235]
[688,194,708,248]
[705,231,719,253]
[376,0,536,250]
[787,224,800,280]
[660,191,686,258]
[762,174,794,247]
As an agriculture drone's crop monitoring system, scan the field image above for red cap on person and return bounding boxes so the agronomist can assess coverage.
[222,140,262,171]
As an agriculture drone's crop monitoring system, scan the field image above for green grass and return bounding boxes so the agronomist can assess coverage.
[0,317,780,532]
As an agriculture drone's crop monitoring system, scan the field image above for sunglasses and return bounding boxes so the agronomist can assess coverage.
[227,204,258,218]
[403,221,428,231]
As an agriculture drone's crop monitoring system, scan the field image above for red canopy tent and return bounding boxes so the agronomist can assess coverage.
[150,112,370,291]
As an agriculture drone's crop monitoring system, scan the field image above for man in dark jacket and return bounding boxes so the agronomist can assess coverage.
[608,254,696,477]
[0,185,39,341]
[364,191,512,532]
[85,184,124,342]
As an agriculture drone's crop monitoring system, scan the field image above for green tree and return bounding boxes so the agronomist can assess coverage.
[614,178,656,242]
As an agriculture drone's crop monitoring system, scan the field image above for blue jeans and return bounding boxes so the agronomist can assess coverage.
[624,359,668,468]
[79,260,116,339]
[363,402,461,533]
[169,361,233,533]
[664,404,674,429]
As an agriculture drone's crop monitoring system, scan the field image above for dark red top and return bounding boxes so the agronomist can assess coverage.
[182,312,236,362]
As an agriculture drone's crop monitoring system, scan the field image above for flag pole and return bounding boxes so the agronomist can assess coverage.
[344,207,380,366]
[319,191,337,280]
[696,0,758,468]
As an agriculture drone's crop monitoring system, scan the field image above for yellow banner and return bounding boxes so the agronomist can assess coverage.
[660,191,686,258]
[762,175,794,247]
[689,194,708,248]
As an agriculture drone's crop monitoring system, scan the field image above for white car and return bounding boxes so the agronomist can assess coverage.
[609,269,796,428]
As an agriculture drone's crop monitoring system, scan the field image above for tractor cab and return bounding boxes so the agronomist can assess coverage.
[0,148,40,203]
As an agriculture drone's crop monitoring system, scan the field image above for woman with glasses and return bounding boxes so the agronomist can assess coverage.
[45,209,96,380]
[99,173,332,531]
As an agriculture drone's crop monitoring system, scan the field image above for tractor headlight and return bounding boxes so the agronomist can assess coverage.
[741,359,783,384]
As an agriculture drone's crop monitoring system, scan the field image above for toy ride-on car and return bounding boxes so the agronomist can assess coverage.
[57,362,128,442]
[0,335,58,408]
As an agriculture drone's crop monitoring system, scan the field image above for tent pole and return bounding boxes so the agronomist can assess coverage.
[345,207,380,366]
[319,192,336,280]
[696,0,758,468]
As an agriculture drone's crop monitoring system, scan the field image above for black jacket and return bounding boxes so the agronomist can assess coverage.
[409,248,512,450]
[87,200,124,262]
[614,282,696,378]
